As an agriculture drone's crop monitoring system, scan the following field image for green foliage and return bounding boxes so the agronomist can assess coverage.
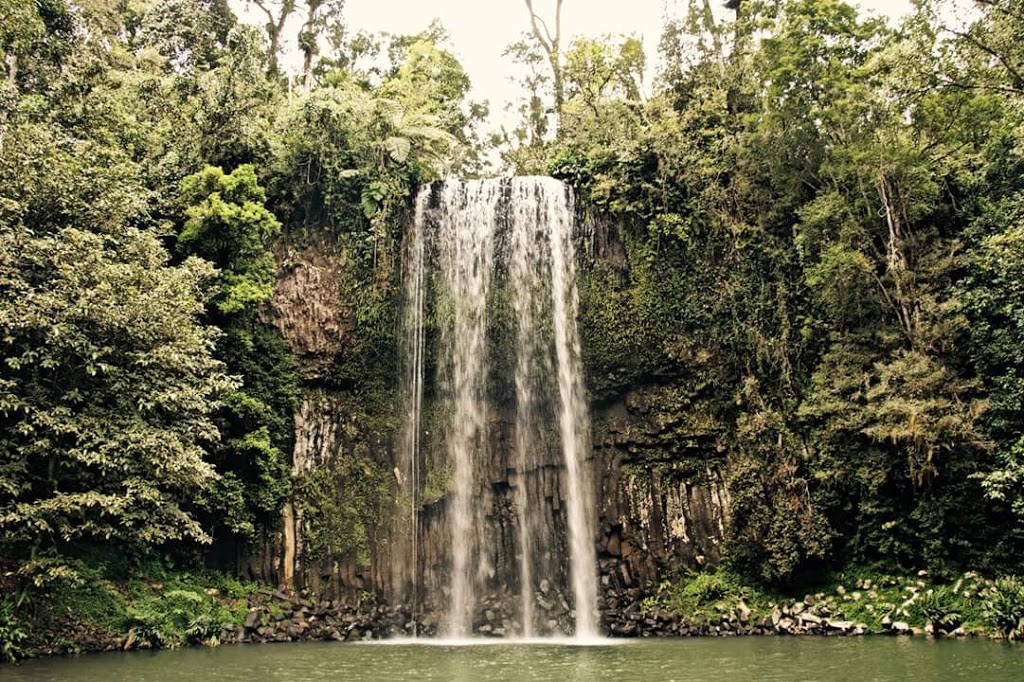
[680,570,732,604]
[726,386,832,584]
[0,598,28,663]
[4,561,254,655]
[421,465,452,506]
[179,164,282,315]
[125,588,237,649]
[296,454,389,569]
[0,222,232,570]
[963,206,1024,531]
[983,577,1024,640]
[641,567,1018,636]
[134,0,235,75]
[176,163,297,544]
[563,35,645,114]
[5,0,1024,635]
[48,574,127,634]
[0,0,311,583]
[550,0,1024,584]
[0,0,75,96]
[912,587,962,634]
[641,567,771,619]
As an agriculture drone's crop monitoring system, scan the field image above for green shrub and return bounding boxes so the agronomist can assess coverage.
[220,577,256,600]
[681,570,734,605]
[913,587,962,634]
[50,579,127,633]
[126,606,174,649]
[641,568,769,619]
[984,577,1024,640]
[184,614,221,645]
[125,588,237,649]
[0,599,28,663]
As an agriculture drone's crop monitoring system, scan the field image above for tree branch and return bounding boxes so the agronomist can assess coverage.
[975,0,1024,24]
[251,0,275,24]
[951,28,1024,90]
[937,74,1024,97]
[524,0,553,53]
[555,0,563,47]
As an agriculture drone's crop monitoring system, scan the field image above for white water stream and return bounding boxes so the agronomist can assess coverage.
[398,177,597,639]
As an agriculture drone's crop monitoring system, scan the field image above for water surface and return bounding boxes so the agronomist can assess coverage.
[2,637,1023,682]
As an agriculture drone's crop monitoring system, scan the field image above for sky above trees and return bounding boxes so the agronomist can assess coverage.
[232,0,914,132]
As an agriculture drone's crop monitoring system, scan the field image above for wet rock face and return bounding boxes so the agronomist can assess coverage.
[393,402,730,626]
[239,590,434,643]
[267,392,731,614]
[236,588,873,643]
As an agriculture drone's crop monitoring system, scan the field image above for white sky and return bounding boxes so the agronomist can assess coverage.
[232,0,915,128]
[346,1,912,108]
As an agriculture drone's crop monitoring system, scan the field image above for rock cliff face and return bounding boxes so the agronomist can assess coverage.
[256,228,395,599]
[594,395,730,586]
[264,206,731,621]
[268,235,353,376]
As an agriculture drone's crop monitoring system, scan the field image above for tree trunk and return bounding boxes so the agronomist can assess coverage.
[300,0,327,94]
[551,53,563,111]
[524,0,565,134]
[878,170,917,345]
[303,49,314,94]
[267,33,280,73]
[253,0,296,75]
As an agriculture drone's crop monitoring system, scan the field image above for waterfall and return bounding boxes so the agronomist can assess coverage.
[397,177,598,639]
[542,182,598,638]
[392,190,429,620]
[436,180,499,637]
[509,183,548,638]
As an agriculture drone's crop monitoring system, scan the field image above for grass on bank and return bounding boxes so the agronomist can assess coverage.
[640,567,1024,640]
[1,558,258,661]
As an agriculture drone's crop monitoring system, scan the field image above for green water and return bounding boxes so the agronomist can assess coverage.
[2,638,1023,682]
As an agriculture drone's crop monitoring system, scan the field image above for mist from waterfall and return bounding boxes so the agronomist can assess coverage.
[397,177,598,639]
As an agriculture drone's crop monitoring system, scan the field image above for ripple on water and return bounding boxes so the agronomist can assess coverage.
[2,637,1023,682]
[362,636,627,648]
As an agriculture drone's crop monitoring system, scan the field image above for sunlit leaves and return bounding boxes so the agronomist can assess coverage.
[178,164,281,315]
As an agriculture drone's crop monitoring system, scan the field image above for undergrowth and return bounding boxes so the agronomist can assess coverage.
[641,566,1024,638]
[15,560,257,654]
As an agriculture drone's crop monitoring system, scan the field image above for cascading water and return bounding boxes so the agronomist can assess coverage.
[391,190,429,620]
[537,181,598,638]
[509,183,553,637]
[396,177,598,639]
[436,181,499,637]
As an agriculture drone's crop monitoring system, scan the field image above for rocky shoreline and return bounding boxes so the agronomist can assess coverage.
[21,585,981,660]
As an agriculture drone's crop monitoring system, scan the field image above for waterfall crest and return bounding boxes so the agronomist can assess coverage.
[396,177,598,638]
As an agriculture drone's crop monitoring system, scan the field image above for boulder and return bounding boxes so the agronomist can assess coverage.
[244,610,261,630]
